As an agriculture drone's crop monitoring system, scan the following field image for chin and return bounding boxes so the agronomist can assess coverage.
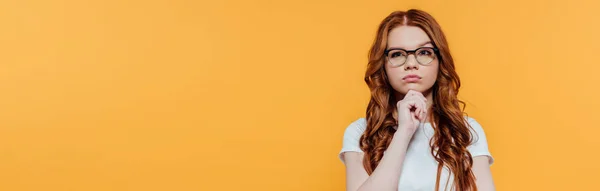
[401,85,424,93]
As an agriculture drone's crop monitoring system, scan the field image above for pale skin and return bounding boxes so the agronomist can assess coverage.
[343,26,495,191]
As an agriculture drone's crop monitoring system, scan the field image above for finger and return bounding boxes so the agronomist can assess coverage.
[419,98,426,121]
[408,89,424,98]
[415,101,423,121]
[406,90,426,104]
[415,98,423,121]
[422,96,426,109]
[419,98,424,117]
[411,101,420,121]
[400,99,412,112]
[406,90,418,98]
[416,92,426,102]
[411,109,419,122]
[415,101,423,119]
[408,99,419,112]
[416,97,423,109]
[422,102,427,121]
[410,99,420,120]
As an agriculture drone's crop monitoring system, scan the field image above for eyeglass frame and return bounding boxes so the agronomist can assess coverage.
[383,47,440,67]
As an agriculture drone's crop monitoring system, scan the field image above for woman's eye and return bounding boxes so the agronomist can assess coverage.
[418,50,432,56]
[391,52,403,58]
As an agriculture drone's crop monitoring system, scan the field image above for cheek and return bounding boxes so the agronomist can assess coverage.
[430,62,440,79]
[427,66,439,79]
[385,67,404,83]
[425,66,440,85]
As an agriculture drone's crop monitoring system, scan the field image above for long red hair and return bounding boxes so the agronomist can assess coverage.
[360,9,478,191]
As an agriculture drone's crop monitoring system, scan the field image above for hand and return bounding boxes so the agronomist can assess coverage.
[395,89,428,136]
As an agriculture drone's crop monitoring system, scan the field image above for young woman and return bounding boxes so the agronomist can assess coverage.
[339,9,495,191]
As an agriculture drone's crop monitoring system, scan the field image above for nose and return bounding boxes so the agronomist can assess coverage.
[404,54,419,70]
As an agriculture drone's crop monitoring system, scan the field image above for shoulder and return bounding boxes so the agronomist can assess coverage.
[343,118,367,138]
[465,115,479,125]
[464,116,486,136]
[464,116,495,164]
[339,118,368,162]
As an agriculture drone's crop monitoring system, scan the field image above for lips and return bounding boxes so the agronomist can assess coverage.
[403,74,421,80]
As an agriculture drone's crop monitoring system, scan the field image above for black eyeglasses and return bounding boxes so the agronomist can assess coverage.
[384,47,439,67]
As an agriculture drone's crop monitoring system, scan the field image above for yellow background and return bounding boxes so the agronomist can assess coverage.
[0,0,598,190]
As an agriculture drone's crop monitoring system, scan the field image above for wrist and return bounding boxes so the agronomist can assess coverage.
[394,128,414,139]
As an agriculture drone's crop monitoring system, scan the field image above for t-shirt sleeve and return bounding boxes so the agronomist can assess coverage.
[466,117,495,165]
[338,118,367,164]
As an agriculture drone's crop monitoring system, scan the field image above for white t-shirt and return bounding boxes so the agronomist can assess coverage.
[339,116,494,191]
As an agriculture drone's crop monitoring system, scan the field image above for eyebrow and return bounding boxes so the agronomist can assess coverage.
[388,41,433,50]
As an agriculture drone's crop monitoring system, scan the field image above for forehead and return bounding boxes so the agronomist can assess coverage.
[387,26,432,49]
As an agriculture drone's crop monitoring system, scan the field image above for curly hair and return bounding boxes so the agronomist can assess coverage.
[360,9,478,191]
